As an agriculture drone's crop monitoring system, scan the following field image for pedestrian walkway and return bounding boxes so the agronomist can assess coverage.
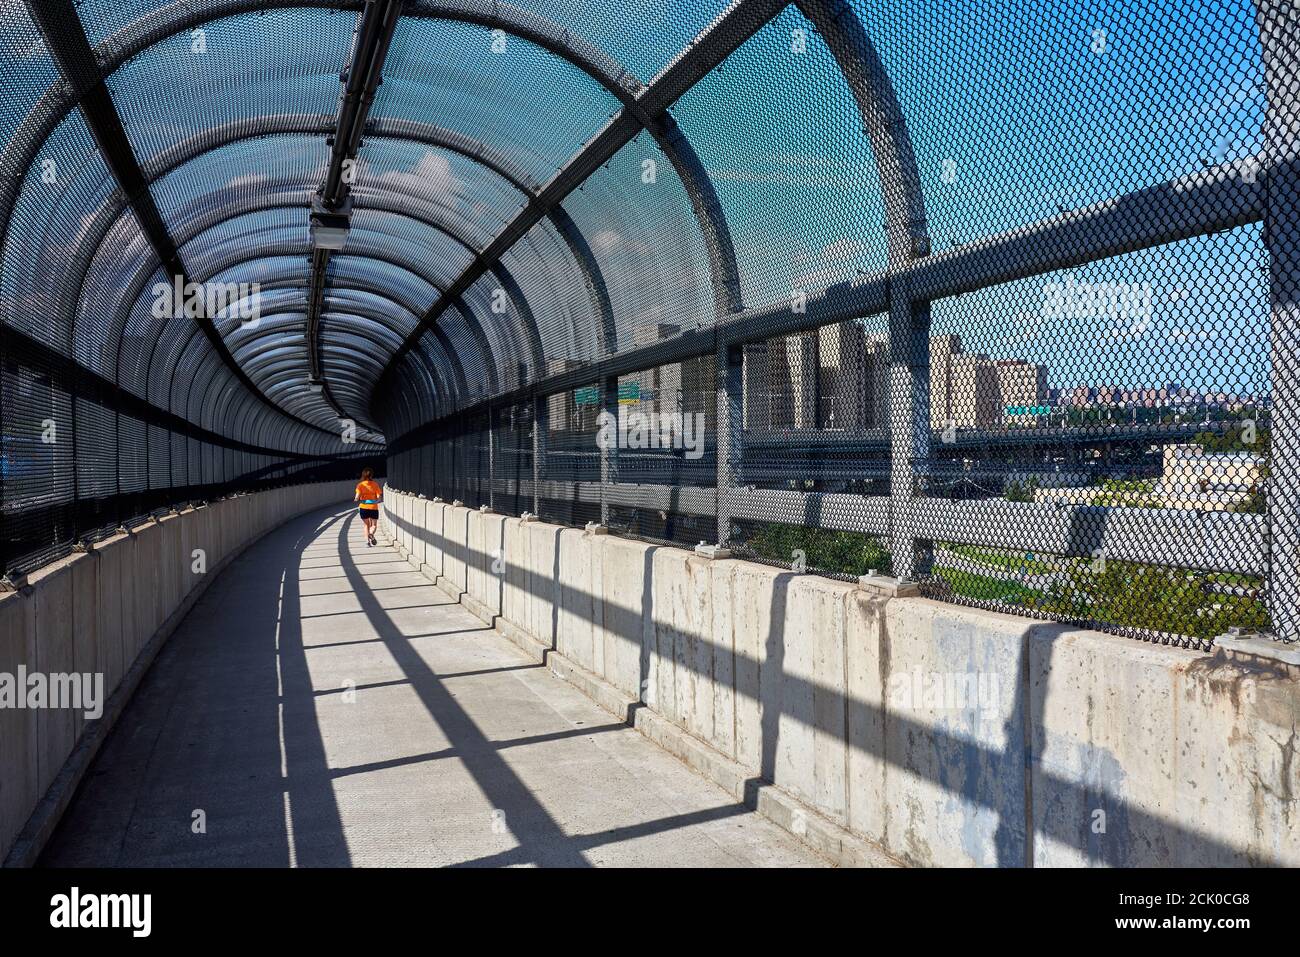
[40,505,824,867]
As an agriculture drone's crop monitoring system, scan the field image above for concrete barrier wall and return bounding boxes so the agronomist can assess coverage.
[0,481,354,865]
[380,488,1300,867]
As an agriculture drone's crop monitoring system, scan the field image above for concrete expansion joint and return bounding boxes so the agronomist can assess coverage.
[694,542,731,559]
[585,522,609,536]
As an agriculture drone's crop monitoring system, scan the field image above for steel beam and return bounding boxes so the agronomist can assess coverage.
[451,299,500,396]
[371,0,784,412]
[796,0,932,578]
[548,205,618,354]
[715,343,745,546]
[1258,0,1300,641]
[307,0,402,425]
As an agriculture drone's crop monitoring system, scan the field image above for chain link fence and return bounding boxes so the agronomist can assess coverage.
[379,0,1296,652]
[2,0,1294,646]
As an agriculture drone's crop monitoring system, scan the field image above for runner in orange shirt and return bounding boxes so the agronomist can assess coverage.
[354,468,383,547]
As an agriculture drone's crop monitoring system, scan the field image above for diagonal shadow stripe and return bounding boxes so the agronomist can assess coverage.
[335,513,593,866]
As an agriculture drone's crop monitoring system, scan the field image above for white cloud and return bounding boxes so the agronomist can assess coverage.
[224,172,269,191]
[373,150,460,197]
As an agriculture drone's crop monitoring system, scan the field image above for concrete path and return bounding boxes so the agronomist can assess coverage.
[40,505,824,867]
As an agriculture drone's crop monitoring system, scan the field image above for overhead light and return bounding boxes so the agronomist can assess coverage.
[307,379,324,393]
[310,196,352,250]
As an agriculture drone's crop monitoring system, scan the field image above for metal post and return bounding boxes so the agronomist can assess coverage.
[888,281,933,580]
[532,394,547,516]
[1259,0,1300,640]
[600,374,619,526]
[486,405,496,511]
[716,343,744,548]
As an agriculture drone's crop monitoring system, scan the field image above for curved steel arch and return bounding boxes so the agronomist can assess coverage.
[369,0,784,421]
[236,308,410,407]
[449,299,499,396]
[197,254,467,410]
[181,223,521,406]
[793,0,930,265]
[76,174,536,416]
[187,244,468,409]
[221,274,463,415]
[106,223,445,423]
[160,308,386,442]
[71,199,352,450]
[16,2,367,455]
[547,204,617,354]
[487,261,544,388]
[138,125,600,385]
[318,320,411,402]
[3,0,741,422]
[138,115,616,375]
[54,118,638,418]
[399,0,742,317]
[794,0,933,577]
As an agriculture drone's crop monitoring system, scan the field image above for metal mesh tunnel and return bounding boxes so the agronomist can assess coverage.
[2,0,1296,649]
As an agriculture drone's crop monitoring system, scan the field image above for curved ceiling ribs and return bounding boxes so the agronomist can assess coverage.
[368,0,785,418]
[57,119,555,418]
[5,0,800,459]
[80,120,602,408]
[104,198,499,424]
[20,0,364,452]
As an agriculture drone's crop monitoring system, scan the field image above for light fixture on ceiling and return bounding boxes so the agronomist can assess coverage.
[309,196,353,250]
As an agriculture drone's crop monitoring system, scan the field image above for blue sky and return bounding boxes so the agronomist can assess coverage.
[671,0,1269,394]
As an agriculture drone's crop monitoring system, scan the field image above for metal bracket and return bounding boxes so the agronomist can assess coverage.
[1,572,30,594]
[857,571,920,598]
[1214,629,1300,665]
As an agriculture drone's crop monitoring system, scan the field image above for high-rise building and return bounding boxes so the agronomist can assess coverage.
[740,326,1045,433]
[949,352,1001,427]
[995,359,1048,422]
[817,323,888,429]
[929,333,961,429]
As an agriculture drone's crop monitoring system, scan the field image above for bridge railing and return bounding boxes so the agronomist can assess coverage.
[372,0,1296,649]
